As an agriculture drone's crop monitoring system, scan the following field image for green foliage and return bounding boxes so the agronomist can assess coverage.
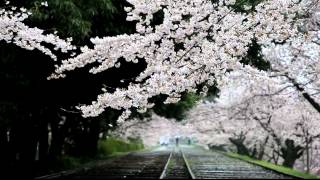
[26,0,135,44]
[231,0,265,12]
[130,92,201,121]
[240,39,271,71]
[204,83,221,102]
[56,155,82,170]
[98,108,122,131]
[40,137,143,174]
[152,93,201,121]
[226,152,320,179]
[97,137,144,156]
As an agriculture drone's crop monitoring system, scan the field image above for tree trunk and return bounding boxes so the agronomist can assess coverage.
[251,144,258,158]
[0,126,9,160]
[10,106,38,178]
[72,117,101,157]
[34,108,49,176]
[281,139,304,168]
[48,109,64,159]
[229,136,250,156]
[87,118,101,157]
[306,142,310,173]
[0,126,10,177]
[306,137,312,173]
[39,119,49,162]
[272,150,280,165]
[258,136,269,160]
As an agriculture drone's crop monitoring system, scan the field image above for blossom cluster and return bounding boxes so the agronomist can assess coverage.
[0,4,75,61]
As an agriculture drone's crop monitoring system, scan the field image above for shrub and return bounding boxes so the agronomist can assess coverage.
[97,137,144,156]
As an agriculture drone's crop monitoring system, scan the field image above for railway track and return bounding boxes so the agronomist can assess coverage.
[161,148,194,179]
[36,146,297,179]
[37,147,194,179]
[181,147,294,179]
[37,150,171,179]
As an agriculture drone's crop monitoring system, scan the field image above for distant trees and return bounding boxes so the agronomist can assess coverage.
[184,73,320,170]
[112,114,185,147]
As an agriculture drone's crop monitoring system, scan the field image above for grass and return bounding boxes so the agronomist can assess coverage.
[224,152,320,179]
[97,137,144,157]
[46,137,144,173]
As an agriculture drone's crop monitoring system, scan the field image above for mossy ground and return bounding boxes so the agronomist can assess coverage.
[225,152,320,179]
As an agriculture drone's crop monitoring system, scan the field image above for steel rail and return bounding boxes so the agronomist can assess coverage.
[159,150,173,179]
[181,149,196,179]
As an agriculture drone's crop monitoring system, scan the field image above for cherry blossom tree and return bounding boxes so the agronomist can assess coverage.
[262,0,320,114]
[184,70,320,170]
[64,0,309,121]
[271,102,320,170]
[0,2,75,60]
[2,0,311,121]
